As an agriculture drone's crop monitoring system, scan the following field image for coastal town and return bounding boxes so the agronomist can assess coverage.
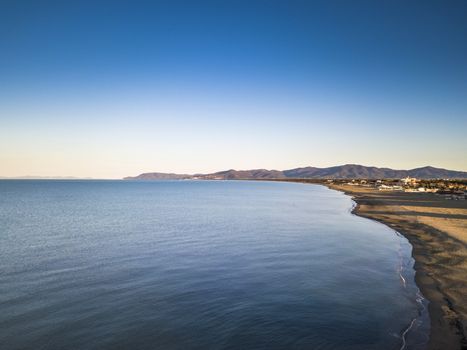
[329,177,467,200]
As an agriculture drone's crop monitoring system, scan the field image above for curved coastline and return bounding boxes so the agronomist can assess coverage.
[349,197,430,350]
[327,183,467,350]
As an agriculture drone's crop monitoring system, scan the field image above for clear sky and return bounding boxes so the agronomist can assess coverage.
[1,0,466,178]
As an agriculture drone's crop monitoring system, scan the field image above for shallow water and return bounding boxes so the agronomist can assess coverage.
[0,180,428,349]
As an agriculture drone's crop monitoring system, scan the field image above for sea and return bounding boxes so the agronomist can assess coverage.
[0,180,429,349]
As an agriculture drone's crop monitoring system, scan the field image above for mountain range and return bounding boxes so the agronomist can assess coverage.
[124,165,467,180]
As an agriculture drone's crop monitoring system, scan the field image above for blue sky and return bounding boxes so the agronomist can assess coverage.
[1,0,466,178]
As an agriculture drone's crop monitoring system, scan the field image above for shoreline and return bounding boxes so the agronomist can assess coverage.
[350,195,429,350]
[326,183,467,350]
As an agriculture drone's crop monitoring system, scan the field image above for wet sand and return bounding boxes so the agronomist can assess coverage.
[328,184,467,350]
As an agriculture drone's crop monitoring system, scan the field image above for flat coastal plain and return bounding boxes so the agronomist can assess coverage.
[328,184,467,350]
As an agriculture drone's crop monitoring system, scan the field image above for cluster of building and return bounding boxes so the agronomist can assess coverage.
[339,177,467,200]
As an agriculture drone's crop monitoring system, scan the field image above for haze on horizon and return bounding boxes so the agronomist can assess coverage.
[1,1,466,179]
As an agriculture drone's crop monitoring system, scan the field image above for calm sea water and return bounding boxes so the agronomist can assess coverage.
[0,180,428,350]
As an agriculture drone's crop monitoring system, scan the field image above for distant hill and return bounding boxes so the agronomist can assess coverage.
[125,165,467,180]
[207,169,286,180]
[283,165,467,179]
[123,172,191,180]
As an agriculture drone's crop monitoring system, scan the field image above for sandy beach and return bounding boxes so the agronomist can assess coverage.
[327,184,467,350]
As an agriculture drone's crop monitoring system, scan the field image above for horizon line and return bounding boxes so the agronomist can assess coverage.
[3,163,467,180]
